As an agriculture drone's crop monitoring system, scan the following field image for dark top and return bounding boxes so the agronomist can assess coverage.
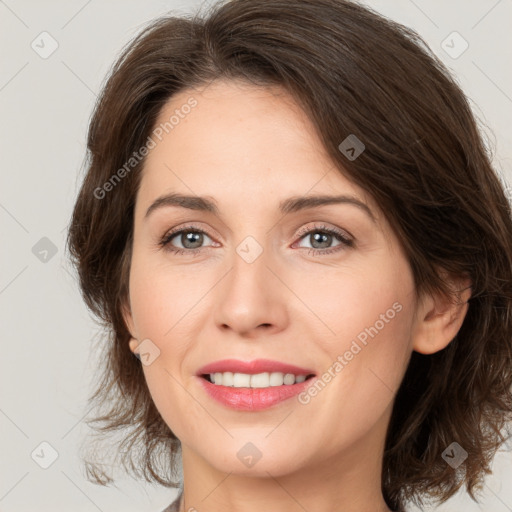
[161,489,405,511]
[161,489,183,512]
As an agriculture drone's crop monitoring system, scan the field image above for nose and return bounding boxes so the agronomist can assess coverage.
[214,243,288,338]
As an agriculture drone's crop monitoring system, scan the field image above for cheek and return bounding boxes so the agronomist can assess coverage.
[127,255,201,428]
[302,258,415,398]
[303,293,414,452]
[128,252,194,338]
[294,261,410,346]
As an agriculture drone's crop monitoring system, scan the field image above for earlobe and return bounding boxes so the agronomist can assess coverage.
[128,338,140,355]
[412,276,472,355]
[121,300,139,355]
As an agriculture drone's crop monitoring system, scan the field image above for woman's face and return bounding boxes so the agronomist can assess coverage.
[124,79,421,478]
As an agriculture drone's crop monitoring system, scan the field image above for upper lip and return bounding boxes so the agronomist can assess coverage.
[197,358,316,376]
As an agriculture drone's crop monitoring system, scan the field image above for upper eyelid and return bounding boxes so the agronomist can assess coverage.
[162,222,352,245]
[161,225,353,258]
[296,223,352,239]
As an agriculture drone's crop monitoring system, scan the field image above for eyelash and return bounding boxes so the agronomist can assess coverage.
[158,223,354,257]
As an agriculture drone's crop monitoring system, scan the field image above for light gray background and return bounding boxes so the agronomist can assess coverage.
[1,1,511,511]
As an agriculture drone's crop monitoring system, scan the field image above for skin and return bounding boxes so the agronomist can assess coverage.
[123,79,471,512]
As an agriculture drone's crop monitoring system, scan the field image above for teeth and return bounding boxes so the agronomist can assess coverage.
[283,373,295,385]
[233,372,251,387]
[269,372,284,386]
[250,372,269,388]
[221,371,234,386]
[208,372,309,387]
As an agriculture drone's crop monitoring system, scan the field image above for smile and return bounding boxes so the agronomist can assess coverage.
[203,371,313,387]
[196,359,316,411]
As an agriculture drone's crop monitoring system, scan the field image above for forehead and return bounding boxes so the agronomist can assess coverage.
[136,79,379,221]
[147,78,329,167]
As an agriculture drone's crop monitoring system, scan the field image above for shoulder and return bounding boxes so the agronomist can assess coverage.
[160,490,182,512]
[160,502,179,512]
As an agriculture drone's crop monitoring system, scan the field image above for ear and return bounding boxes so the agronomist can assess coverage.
[412,274,472,355]
[121,300,140,356]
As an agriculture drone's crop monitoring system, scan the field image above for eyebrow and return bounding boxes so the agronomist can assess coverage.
[144,192,376,223]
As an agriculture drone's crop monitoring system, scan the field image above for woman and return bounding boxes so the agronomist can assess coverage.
[66,0,512,511]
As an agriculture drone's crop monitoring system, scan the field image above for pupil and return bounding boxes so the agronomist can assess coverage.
[312,232,330,249]
[183,231,202,249]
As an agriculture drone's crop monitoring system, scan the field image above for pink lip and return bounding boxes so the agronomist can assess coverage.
[196,359,316,411]
[197,358,315,376]
[197,377,314,411]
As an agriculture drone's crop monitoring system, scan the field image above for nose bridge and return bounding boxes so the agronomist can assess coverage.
[229,233,273,302]
[214,232,287,334]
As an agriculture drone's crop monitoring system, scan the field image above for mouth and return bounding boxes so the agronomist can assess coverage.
[196,358,316,387]
[200,372,316,387]
[195,359,317,411]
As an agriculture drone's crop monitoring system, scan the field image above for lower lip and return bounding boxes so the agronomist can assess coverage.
[197,376,315,411]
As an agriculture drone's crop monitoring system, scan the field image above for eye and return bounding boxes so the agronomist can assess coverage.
[158,222,354,257]
[159,224,217,256]
[293,223,354,256]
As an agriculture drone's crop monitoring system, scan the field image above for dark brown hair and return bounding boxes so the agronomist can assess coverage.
[66,0,512,510]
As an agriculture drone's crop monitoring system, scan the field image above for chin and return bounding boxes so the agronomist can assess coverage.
[196,438,312,477]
